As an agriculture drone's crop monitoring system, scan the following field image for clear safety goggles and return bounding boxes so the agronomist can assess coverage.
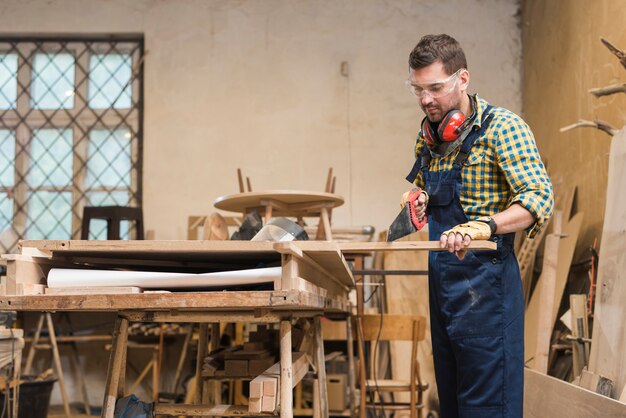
[405,68,462,99]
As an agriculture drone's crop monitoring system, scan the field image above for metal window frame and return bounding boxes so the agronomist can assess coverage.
[0,35,144,251]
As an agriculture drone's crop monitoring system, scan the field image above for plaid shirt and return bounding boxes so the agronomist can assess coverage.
[413,96,553,237]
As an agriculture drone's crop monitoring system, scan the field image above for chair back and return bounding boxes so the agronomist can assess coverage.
[359,314,425,342]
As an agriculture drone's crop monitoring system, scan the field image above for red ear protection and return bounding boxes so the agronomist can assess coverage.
[421,109,467,146]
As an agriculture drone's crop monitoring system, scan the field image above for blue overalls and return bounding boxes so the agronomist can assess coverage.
[406,107,524,418]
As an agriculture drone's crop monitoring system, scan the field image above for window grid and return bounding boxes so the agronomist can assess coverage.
[0,37,144,253]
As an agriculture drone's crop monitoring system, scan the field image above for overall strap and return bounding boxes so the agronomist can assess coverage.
[454,105,494,167]
[405,141,431,183]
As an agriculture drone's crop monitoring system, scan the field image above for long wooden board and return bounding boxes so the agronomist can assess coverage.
[524,368,626,417]
[589,128,626,398]
[0,290,346,312]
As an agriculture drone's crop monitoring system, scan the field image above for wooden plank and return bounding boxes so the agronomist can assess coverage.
[102,317,129,418]
[155,403,277,416]
[20,239,277,253]
[588,128,626,399]
[0,290,345,312]
[274,242,354,288]
[337,240,496,253]
[570,294,590,380]
[533,217,561,373]
[44,286,142,295]
[524,368,626,418]
[524,212,584,368]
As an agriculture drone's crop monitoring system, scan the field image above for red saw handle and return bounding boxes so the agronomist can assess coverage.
[407,188,428,231]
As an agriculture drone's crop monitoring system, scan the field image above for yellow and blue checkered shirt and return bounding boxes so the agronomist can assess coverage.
[413,96,553,237]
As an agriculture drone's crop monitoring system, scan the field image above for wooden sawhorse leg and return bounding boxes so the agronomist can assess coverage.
[102,317,129,418]
[312,316,329,418]
[280,320,293,418]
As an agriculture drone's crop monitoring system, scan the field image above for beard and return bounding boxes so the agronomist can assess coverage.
[422,94,464,123]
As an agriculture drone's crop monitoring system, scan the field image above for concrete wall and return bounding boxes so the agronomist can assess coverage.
[0,0,522,238]
[522,0,626,259]
[1,0,523,406]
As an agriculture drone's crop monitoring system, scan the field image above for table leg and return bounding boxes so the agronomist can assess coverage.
[46,312,72,417]
[194,323,209,404]
[280,320,293,418]
[102,316,129,418]
[347,315,357,418]
[313,317,329,418]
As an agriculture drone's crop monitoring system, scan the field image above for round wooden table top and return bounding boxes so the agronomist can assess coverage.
[213,190,344,216]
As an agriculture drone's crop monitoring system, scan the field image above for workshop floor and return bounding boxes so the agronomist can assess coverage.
[48,404,93,417]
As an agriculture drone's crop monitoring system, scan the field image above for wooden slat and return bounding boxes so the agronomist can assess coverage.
[524,368,626,417]
[155,403,277,416]
[337,240,497,253]
[359,315,425,341]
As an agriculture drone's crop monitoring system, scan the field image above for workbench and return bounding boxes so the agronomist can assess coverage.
[0,240,356,418]
[0,239,497,418]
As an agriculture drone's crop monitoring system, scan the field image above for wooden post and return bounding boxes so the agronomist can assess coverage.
[346,316,357,418]
[46,313,72,417]
[280,320,293,418]
[314,317,329,418]
[172,325,193,393]
[24,313,44,374]
[102,317,129,418]
[194,323,209,404]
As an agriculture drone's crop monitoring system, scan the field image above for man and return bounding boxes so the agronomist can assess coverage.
[402,34,553,418]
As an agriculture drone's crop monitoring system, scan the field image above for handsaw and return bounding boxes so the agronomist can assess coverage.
[387,188,428,241]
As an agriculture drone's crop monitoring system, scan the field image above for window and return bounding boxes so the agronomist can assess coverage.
[0,37,144,252]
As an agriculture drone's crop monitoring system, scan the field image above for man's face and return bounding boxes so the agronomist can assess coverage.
[407,61,469,123]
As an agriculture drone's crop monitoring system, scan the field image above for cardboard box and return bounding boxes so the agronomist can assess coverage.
[326,374,348,412]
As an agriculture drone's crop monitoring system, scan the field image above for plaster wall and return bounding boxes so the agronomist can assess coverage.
[0,0,522,239]
[0,0,523,406]
[522,0,626,259]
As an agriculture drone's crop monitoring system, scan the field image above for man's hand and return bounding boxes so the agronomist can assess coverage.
[401,189,428,221]
[440,221,491,259]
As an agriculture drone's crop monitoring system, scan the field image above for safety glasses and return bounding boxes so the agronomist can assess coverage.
[405,69,462,99]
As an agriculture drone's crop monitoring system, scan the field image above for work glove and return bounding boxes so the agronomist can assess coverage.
[440,220,492,259]
[400,189,429,221]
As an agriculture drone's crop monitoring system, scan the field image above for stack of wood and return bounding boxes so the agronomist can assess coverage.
[202,325,278,377]
[0,327,24,371]
[248,352,308,413]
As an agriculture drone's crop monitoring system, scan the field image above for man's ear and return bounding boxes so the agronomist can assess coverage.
[458,69,470,91]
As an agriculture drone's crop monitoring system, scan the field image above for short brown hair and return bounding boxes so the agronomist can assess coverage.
[408,34,467,75]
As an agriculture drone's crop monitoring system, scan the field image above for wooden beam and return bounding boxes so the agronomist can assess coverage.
[155,403,277,416]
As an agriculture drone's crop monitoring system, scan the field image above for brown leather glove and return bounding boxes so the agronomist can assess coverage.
[441,221,492,241]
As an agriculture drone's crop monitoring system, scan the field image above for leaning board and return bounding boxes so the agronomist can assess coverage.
[588,128,626,398]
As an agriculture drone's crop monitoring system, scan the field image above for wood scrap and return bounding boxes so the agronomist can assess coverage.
[588,127,626,399]
[601,38,626,70]
[524,368,626,417]
[559,119,618,137]
[524,212,584,370]
[248,352,308,413]
[533,222,560,374]
[570,294,590,380]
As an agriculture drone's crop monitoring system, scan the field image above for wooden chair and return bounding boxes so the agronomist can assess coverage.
[358,314,428,418]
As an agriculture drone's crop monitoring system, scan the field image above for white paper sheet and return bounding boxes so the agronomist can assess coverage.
[47,267,281,289]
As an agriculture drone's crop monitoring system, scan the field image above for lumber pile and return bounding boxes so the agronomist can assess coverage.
[248,352,309,413]
[202,325,278,377]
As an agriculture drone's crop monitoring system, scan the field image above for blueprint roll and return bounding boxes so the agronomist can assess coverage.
[47,266,281,289]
